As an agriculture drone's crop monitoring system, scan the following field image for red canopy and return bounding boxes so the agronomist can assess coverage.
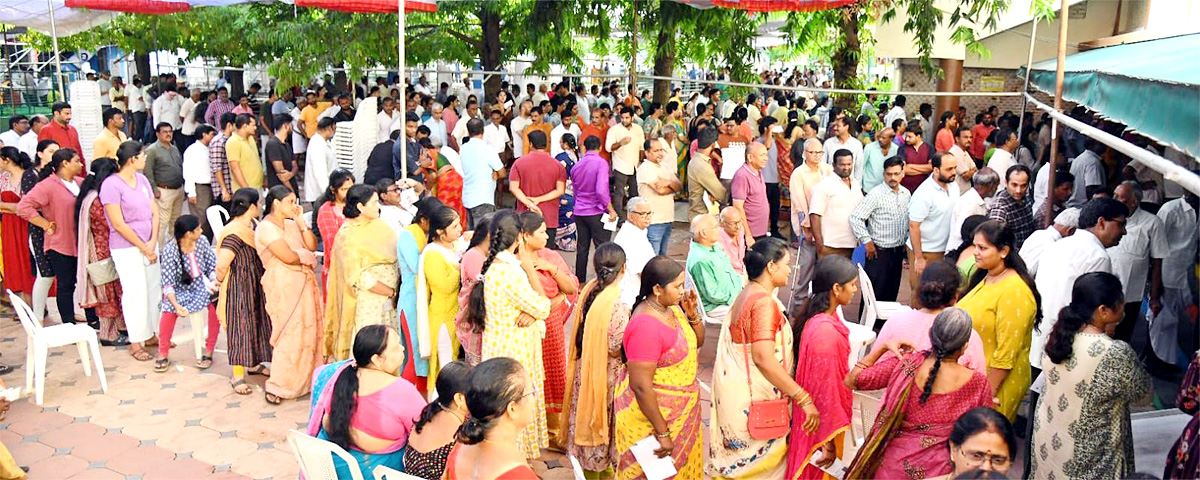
[64,0,190,14]
[63,0,437,15]
[294,0,436,13]
[711,0,855,12]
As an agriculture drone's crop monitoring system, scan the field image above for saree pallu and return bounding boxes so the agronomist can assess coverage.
[563,281,629,472]
[307,361,405,478]
[786,313,852,480]
[775,138,794,212]
[257,219,324,399]
[536,249,579,450]
[435,149,467,221]
[708,290,793,479]
[325,219,398,360]
[614,309,703,480]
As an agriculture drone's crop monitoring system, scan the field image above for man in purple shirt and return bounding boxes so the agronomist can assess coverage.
[571,135,619,280]
[732,141,771,245]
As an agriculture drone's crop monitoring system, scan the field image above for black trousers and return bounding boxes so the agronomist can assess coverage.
[766,182,781,238]
[574,213,612,281]
[130,111,147,142]
[46,250,78,324]
[612,171,638,218]
[1117,301,1142,344]
[467,204,495,230]
[864,245,905,302]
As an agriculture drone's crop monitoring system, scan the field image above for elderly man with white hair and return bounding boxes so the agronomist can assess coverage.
[1019,206,1080,277]
[422,102,448,147]
[716,206,747,278]
[686,214,742,321]
[614,196,657,307]
[946,166,999,252]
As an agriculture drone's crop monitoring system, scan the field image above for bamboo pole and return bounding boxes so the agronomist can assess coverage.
[46,0,66,101]
[1045,0,1069,227]
[1017,19,1038,135]
[399,0,407,179]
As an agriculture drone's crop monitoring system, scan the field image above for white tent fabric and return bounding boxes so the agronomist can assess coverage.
[0,0,117,36]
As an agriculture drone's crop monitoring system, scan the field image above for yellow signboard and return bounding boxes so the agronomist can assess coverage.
[980,75,1007,92]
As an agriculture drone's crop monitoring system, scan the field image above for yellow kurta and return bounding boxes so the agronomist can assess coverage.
[419,244,461,389]
[957,273,1037,420]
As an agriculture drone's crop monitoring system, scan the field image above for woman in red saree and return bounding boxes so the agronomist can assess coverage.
[516,211,578,450]
[429,145,467,222]
[0,147,36,298]
[844,307,993,480]
[787,255,859,480]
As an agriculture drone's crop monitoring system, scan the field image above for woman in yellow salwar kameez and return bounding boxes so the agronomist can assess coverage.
[415,205,463,392]
[324,185,399,361]
[614,256,706,480]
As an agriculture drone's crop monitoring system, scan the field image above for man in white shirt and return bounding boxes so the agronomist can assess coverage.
[1108,181,1168,343]
[377,96,401,144]
[1152,192,1199,367]
[413,76,432,96]
[17,115,43,159]
[421,103,448,147]
[549,113,581,158]
[127,77,147,139]
[483,109,511,155]
[809,149,863,258]
[607,106,646,215]
[510,100,532,160]
[987,127,1018,178]
[152,87,185,132]
[183,124,217,236]
[304,117,338,203]
[0,115,29,147]
[949,127,977,194]
[1068,140,1105,207]
[1031,198,1128,368]
[613,197,656,307]
[450,99,482,147]
[884,95,908,132]
[460,119,506,229]
[946,167,999,252]
[179,88,201,147]
[916,103,935,148]
[907,151,961,296]
[822,116,865,182]
[1020,207,1079,276]
[636,138,682,256]
[97,72,112,108]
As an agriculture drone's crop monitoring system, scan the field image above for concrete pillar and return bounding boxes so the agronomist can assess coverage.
[936,58,963,117]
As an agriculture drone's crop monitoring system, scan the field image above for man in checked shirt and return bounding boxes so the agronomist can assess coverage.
[849,156,910,302]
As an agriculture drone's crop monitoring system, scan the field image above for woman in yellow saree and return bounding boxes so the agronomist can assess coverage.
[324,185,399,361]
[614,256,705,480]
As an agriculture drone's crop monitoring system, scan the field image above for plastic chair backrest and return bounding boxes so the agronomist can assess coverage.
[852,390,882,446]
[8,290,41,337]
[285,430,365,480]
[372,465,423,480]
[206,205,230,237]
[857,265,878,326]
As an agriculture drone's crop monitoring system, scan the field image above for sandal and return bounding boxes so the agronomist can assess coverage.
[195,355,213,370]
[265,392,283,405]
[247,364,270,376]
[153,358,170,373]
[130,347,153,362]
[231,379,252,395]
[144,337,159,347]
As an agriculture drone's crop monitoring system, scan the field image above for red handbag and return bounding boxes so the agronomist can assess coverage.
[740,292,791,440]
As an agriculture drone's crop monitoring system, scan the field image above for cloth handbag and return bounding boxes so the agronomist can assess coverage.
[86,258,119,286]
[740,291,791,440]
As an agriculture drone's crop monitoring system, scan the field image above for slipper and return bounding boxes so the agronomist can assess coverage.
[130,348,153,362]
[101,334,130,347]
[153,358,170,373]
[231,379,251,395]
[247,365,270,376]
[195,355,213,370]
[265,392,282,405]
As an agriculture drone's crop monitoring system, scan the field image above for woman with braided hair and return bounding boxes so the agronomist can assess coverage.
[464,209,552,461]
[844,307,993,479]
[561,243,629,475]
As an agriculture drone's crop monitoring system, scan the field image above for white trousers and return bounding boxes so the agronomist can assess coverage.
[111,246,163,343]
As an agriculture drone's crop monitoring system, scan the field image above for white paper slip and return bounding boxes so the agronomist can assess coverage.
[603,215,619,232]
[0,387,20,401]
[810,450,848,480]
[630,436,677,480]
[719,143,747,180]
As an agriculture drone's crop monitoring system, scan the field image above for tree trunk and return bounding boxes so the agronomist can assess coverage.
[832,10,860,109]
[652,0,682,105]
[480,5,502,102]
[134,52,152,84]
[225,69,245,97]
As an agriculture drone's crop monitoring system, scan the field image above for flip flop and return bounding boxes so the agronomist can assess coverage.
[195,355,213,370]
[231,379,251,395]
[153,358,170,373]
[130,347,153,362]
[265,392,283,405]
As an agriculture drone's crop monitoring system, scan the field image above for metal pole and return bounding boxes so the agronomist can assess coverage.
[1017,19,1038,136]
[45,0,66,101]
[629,1,637,91]
[399,0,407,180]
[1045,0,1070,226]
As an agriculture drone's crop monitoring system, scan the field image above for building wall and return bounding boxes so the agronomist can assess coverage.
[896,63,1056,118]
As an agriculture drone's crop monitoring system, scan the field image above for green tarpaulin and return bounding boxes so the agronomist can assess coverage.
[1021,33,1200,159]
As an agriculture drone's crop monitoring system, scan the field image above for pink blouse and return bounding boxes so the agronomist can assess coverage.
[872,309,989,375]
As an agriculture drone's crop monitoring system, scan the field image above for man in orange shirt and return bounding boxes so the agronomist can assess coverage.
[521,107,553,156]
[580,106,611,162]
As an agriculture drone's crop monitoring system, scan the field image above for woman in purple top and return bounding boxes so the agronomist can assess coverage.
[569,134,618,281]
[100,141,162,362]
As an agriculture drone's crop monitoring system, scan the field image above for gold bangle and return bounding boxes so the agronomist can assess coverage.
[855,361,870,370]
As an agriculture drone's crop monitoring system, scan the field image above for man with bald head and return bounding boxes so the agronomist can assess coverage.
[788,137,833,304]
[716,207,747,278]
[732,141,771,246]
[686,213,741,321]
[1108,180,1167,343]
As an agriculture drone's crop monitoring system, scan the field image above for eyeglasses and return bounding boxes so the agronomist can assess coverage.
[804,150,823,155]
[631,210,652,217]
[958,447,1010,469]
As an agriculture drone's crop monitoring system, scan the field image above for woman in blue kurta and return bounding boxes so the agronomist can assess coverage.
[396,197,444,395]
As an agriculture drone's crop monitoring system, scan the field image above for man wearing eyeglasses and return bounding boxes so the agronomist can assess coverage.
[788,138,833,304]
[614,197,657,307]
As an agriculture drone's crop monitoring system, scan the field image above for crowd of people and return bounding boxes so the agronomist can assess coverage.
[0,70,1196,480]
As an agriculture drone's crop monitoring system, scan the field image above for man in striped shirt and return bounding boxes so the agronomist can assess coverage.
[850,156,910,302]
[209,112,236,206]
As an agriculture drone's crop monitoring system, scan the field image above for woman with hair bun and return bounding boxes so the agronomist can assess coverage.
[217,187,272,396]
[325,184,398,361]
[561,242,629,475]
[872,260,988,374]
[553,132,578,251]
[844,308,992,479]
[1031,271,1150,479]
[0,146,37,302]
[443,357,539,479]
[710,238,817,478]
[26,140,59,323]
[256,185,322,403]
[403,360,471,479]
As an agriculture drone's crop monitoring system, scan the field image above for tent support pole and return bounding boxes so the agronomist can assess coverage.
[1017,18,1037,135]
[399,0,407,180]
[1045,0,1069,228]
[45,0,65,101]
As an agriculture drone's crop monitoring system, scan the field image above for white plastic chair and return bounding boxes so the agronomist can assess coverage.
[849,390,883,448]
[286,430,365,480]
[206,205,230,240]
[683,270,725,326]
[842,312,877,370]
[9,290,107,405]
[567,454,587,480]
[857,265,909,327]
[372,465,423,480]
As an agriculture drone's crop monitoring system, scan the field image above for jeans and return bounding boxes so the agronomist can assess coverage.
[647,223,671,256]
[574,213,612,281]
[467,204,495,230]
[45,251,78,324]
